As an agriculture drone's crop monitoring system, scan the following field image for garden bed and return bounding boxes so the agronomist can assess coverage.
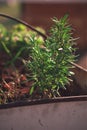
[0,13,86,105]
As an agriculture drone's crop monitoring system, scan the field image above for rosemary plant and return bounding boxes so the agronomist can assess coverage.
[27,15,76,97]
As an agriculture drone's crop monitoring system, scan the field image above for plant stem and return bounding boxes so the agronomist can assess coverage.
[0,13,47,39]
[70,62,87,72]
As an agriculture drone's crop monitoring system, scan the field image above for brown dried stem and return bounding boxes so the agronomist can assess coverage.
[0,13,47,39]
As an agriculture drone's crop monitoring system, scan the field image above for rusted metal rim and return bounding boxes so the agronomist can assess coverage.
[0,95,87,109]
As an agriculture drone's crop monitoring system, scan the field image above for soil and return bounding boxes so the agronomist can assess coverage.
[0,52,54,104]
[0,52,83,104]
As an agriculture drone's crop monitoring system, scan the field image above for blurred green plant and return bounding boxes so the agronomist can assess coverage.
[0,23,44,66]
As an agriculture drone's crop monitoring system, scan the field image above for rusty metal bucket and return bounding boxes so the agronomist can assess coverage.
[0,95,87,130]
